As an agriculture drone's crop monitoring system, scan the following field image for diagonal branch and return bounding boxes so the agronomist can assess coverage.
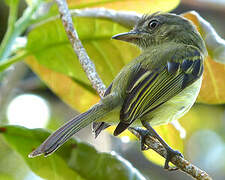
[128,127,212,180]
[54,1,212,180]
[55,1,106,97]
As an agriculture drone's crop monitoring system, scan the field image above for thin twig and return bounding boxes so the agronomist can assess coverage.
[55,1,106,97]
[54,1,212,179]
[70,8,140,28]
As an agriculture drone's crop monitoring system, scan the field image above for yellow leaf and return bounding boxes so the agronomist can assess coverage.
[69,0,180,13]
[107,126,136,140]
[199,57,225,103]
[26,56,99,112]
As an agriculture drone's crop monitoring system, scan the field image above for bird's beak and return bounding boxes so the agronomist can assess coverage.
[112,31,141,42]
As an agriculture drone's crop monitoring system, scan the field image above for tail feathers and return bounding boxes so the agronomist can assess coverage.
[29,103,107,157]
[92,122,110,138]
[113,122,130,136]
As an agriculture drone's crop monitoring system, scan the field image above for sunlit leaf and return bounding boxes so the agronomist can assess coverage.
[183,12,225,104]
[0,174,14,180]
[198,56,225,103]
[68,0,180,13]
[25,17,140,110]
[0,136,30,180]
[26,55,99,111]
[107,126,136,140]
[0,126,83,180]
[0,125,146,180]
[3,0,19,6]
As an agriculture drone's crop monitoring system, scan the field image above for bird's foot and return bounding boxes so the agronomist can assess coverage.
[164,147,183,171]
[129,126,183,171]
[129,127,154,151]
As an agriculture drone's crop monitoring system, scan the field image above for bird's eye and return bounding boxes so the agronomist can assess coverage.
[148,20,159,29]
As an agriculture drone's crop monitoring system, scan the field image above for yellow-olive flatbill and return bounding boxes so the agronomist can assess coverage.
[29,12,207,169]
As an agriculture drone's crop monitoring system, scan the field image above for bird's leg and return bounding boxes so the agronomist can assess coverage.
[141,121,183,170]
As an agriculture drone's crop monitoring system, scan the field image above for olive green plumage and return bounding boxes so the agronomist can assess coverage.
[29,12,207,163]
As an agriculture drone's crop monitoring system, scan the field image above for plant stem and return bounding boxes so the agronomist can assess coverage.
[55,0,106,97]
[0,0,19,60]
[0,0,42,61]
[0,50,30,71]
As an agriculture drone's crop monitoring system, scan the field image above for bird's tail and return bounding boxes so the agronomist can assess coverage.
[29,98,115,158]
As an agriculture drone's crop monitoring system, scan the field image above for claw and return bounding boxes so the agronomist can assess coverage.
[129,126,183,171]
[139,130,151,151]
[164,148,183,170]
[129,127,153,151]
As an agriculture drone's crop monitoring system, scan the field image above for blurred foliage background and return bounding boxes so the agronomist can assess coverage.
[0,0,225,180]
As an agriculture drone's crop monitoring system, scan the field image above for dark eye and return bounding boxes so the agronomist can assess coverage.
[148,20,159,29]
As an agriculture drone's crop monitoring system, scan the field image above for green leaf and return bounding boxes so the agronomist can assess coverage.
[25,17,140,111]
[0,126,83,180]
[0,0,42,61]
[0,125,146,180]
[3,0,19,6]
[26,17,139,86]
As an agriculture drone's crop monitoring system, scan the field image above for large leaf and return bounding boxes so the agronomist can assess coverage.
[0,125,146,180]
[27,17,139,85]
[68,0,180,13]
[3,0,19,6]
[0,126,83,180]
[26,17,140,110]
[26,55,99,111]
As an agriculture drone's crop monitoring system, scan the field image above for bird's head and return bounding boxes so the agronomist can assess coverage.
[112,12,206,54]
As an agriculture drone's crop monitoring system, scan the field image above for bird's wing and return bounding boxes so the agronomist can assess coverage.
[114,47,204,135]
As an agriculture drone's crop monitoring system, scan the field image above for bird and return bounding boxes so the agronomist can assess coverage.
[29,12,207,169]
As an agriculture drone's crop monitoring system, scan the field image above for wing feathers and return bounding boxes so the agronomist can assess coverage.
[114,48,204,136]
[167,61,180,74]
[120,70,159,120]
[181,59,193,72]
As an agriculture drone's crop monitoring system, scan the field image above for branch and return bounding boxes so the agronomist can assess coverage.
[183,11,225,64]
[70,8,140,28]
[54,1,212,179]
[55,1,106,97]
[128,128,212,180]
